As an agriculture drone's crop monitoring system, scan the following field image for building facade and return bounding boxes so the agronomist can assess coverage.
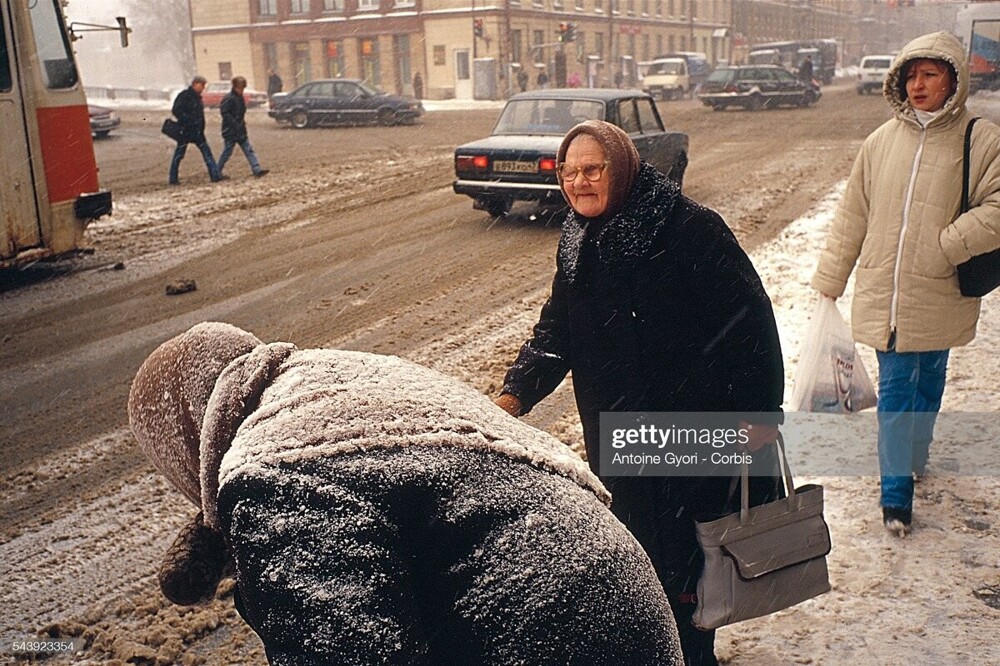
[188,1,964,101]
[190,0,731,100]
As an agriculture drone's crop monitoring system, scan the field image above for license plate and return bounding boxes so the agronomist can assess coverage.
[494,160,537,173]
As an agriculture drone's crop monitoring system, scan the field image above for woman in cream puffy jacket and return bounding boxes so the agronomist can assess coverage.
[812,32,1000,537]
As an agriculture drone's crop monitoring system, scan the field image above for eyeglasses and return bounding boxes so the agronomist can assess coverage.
[556,161,609,183]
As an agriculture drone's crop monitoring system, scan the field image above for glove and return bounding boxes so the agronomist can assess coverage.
[494,393,523,417]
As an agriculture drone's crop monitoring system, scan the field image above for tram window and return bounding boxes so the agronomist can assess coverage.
[28,0,78,89]
[0,13,11,92]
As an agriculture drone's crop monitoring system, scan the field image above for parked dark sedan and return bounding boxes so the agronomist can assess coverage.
[268,79,423,128]
[453,89,688,217]
[88,104,120,138]
[697,65,820,111]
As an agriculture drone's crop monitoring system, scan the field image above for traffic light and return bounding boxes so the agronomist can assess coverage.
[473,18,484,38]
[557,22,577,43]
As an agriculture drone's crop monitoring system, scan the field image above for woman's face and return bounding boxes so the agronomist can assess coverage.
[560,135,611,218]
[905,58,955,112]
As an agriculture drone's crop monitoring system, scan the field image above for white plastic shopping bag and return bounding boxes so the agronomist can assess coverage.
[791,296,877,413]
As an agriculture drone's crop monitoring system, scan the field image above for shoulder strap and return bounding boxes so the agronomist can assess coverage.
[962,117,981,214]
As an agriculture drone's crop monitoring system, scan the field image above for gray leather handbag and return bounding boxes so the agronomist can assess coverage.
[692,434,831,630]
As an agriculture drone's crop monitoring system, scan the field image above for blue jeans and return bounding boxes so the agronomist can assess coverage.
[876,345,950,511]
[218,138,263,175]
[169,139,220,183]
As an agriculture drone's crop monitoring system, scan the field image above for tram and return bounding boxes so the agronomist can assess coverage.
[1,0,112,268]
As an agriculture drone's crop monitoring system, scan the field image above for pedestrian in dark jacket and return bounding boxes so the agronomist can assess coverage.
[169,75,222,185]
[218,76,268,178]
[267,69,283,98]
[799,55,814,84]
[495,120,785,666]
[129,322,684,666]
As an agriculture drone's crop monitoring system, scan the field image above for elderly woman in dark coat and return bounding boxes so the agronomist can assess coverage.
[496,121,785,666]
[129,322,683,666]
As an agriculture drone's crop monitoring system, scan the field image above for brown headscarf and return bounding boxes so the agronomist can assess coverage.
[556,120,641,220]
[128,322,262,508]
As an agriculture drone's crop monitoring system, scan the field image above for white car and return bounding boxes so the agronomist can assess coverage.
[856,55,894,95]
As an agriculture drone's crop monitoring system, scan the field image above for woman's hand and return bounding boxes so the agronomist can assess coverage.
[495,393,523,417]
[737,420,779,452]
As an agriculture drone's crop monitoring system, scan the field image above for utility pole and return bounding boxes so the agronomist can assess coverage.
[608,0,615,85]
[689,0,695,52]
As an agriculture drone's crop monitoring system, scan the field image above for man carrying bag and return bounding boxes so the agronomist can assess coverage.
[166,75,222,185]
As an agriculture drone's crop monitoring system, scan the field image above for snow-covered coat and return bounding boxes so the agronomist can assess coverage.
[129,322,683,665]
[811,31,1000,352]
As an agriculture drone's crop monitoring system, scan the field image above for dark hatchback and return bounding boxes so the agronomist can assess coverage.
[697,65,820,111]
[268,79,423,128]
[453,89,688,217]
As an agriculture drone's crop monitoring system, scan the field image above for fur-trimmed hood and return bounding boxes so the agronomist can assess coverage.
[884,31,969,127]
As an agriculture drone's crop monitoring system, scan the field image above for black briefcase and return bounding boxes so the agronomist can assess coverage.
[161,118,185,142]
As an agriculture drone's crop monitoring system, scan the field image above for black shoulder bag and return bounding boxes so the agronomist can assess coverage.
[956,117,1000,297]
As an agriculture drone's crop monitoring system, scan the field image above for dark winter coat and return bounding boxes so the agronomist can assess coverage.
[220,90,248,143]
[172,86,207,144]
[267,72,283,97]
[503,161,785,465]
[502,163,785,619]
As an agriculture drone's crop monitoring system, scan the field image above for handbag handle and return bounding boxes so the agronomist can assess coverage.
[740,432,795,524]
[961,117,980,215]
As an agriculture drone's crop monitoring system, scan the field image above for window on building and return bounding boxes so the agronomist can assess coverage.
[264,43,279,71]
[393,34,411,94]
[533,30,544,63]
[292,42,312,87]
[219,62,233,80]
[626,0,635,15]
[576,0,584,9]
[290,0,310,13]
[641,0,648,14]
[360,38,380,86]
[395,0,415,7]
[511,30,523,64]
[325,40,345,77]
[690,0,696,19]
[433,45,446,66]
[456,51,470,81]
[642,34,649,61]
[655,34,662,57]
[667,0,673,17]
[595,32,604,58]
[668,34,674,52]
[654,0,661,16]
[324,0,343,11]
[358,0,378,10]
[259,0,277,15]
[611,0,620,14]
